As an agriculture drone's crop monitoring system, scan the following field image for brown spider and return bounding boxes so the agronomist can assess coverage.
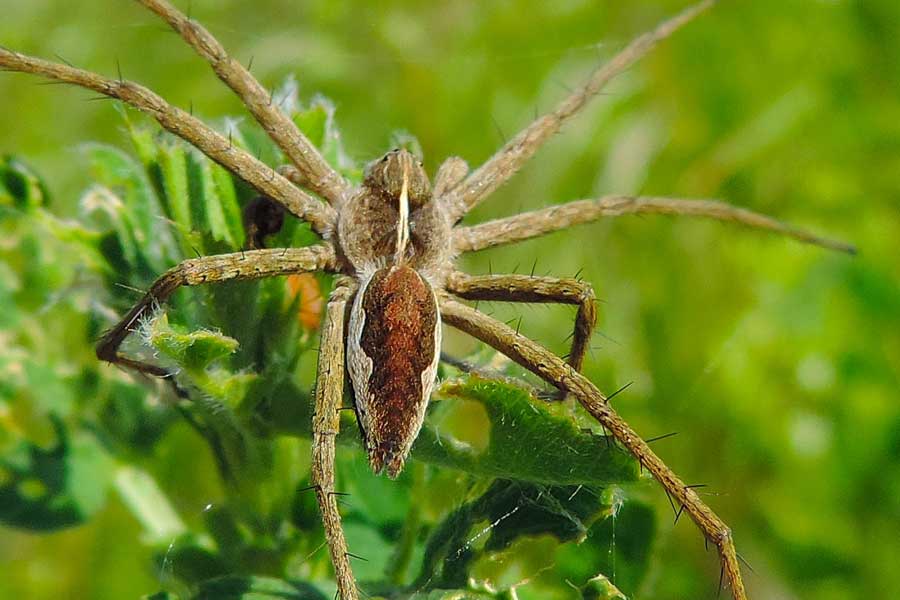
[0,1,855,598]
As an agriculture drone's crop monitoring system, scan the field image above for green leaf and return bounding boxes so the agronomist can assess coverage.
[199,159,242,249]
[0,155,49,209]
[580,575,626,600]
[197,368,258,409]
[149,314,240,372]
[191,576,328,600]
[415,479,617,591]
[416,378,639,486]
[342,520,395,582]
[203,505,249,562]
[292,103,328,149]
[144,593,177,600]
[152,533,230,586]
[0,419,114,531]
[291,98,360,182]
[81,142,173,274]
[400,591,497,600]
[126,121,160,168]
[147,316,258,413]
[97,380,175,451]
[0,261,19,330]
[80,184,140,275]
[159,142,193,233]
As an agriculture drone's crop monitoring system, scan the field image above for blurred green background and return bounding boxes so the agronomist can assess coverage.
[1,1,898,599]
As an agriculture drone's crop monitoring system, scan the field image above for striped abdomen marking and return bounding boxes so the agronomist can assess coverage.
[347,266,441,478]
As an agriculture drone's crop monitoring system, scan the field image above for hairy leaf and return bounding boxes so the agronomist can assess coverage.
[420,378,639,485]
[149,314,240,372]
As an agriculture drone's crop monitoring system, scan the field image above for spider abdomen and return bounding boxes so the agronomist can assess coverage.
[346,265,441,478]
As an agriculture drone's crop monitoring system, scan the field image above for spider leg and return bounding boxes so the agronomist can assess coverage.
[278,164,309,188]
[137,0,350,204]
[453,195,857,254]
[96,245,336,377]
[446,271,596,376]
[443,0,716,222]
[311,282,359,600]
[0,48,336,235]
[439,297,747,600]
[433,156,469,198]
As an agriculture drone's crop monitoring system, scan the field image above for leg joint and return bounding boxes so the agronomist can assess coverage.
[713,525,733,546]
[578,282,596,305]
[95,344,116,363]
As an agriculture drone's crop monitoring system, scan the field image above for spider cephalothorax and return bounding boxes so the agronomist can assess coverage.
[336,148,452,279]
[1,1,855,598]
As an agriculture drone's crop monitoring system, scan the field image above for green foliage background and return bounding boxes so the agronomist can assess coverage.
[1,1,898,598]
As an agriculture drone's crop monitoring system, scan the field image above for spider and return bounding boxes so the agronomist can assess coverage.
[0,1,855,598]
